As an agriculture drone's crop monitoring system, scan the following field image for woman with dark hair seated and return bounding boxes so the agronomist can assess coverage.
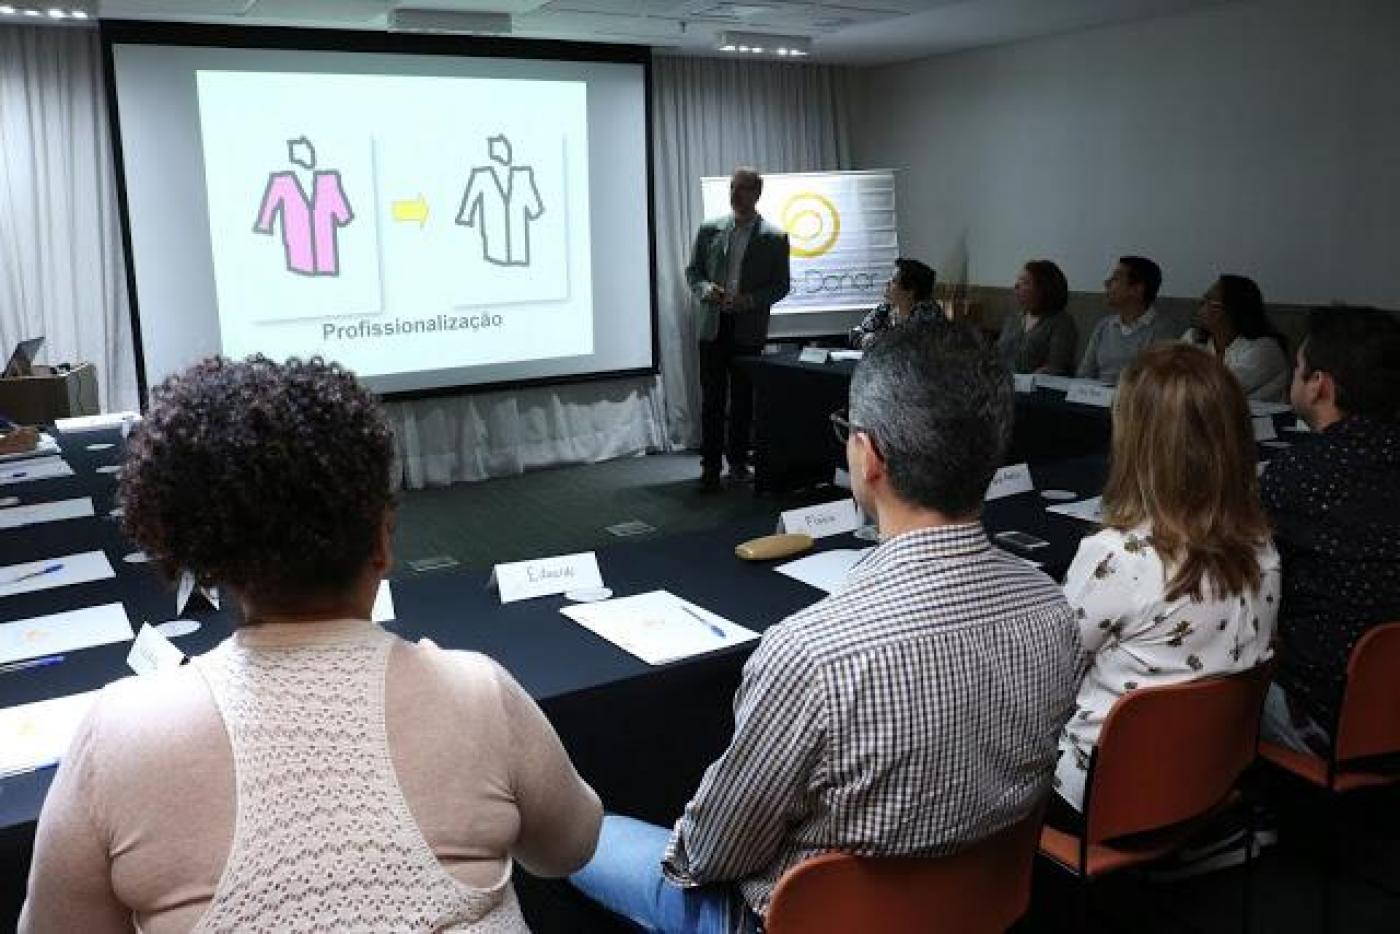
[1183,274,1289,401]
[997,259,1079,375]
[849,257,942,348]
[21,356,601,932]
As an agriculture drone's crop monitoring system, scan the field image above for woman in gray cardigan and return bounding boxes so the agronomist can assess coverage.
[997,260,1078,375]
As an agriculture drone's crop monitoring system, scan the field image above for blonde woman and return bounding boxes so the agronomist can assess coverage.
[1053,344,1281,812]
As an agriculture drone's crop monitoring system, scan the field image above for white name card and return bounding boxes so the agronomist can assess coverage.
[1252,417,1278,442]
[1033,374,1072,392]
[779,499,860,539]
[798,346,830,364]
[127,623,186,676]
[985,463,1035,501]
[55,411,141,434]
[1013,374,1036,394]
[493,551,604,604]
[371,580,395,623]
[1066,381,1116,408]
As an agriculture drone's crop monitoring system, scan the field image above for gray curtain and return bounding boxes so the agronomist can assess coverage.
[0,34,859,486]
[0,25,137,412]
[386,379,666,488]
[651,55,858,448]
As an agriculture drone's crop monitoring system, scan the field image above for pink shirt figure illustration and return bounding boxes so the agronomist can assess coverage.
[254,170,354,276]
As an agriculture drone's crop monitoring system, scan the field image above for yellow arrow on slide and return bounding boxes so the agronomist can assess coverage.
[392,195,429,226]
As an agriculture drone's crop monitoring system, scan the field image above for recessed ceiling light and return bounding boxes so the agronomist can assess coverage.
[24,8,41,15]
[71,8,87,17]
[0,5,16,14]
[47,8,66,17]
[715,30,812,59]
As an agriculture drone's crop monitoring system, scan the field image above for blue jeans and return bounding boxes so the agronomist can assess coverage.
[1260,683,1331,755]
[570,815,761,934]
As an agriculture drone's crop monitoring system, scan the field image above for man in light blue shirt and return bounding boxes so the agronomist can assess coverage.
[1077,256,1178,384]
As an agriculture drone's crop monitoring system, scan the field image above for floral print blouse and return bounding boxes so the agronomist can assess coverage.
[850,300,945,348]
[1054,525,1281,810]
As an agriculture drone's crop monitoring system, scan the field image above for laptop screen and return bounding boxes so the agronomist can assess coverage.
[2,337,44,378]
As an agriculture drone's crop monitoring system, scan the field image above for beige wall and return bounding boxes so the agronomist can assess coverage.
[854,0,1400,312]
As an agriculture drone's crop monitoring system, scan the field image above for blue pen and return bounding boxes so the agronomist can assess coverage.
[680,604,727,639]
[2,562,63,586]
[0,654,65,674]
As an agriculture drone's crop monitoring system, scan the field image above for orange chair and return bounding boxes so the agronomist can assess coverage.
[764,805,1044,934]
[1038,663,1274,930]
[1258,622,1400,792]
[1257,622,1400,930]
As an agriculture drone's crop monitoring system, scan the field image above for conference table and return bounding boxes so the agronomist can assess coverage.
[737,351,1116,493]
[0,416,1300,923]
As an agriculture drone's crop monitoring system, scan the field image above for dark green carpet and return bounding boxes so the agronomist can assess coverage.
[391,453,828,573]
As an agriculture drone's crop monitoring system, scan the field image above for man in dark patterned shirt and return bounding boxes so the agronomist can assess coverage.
[572,324,1081,933]
[1260,308,1400,752]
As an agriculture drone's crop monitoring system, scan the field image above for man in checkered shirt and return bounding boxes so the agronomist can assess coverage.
[573,323,1082,933]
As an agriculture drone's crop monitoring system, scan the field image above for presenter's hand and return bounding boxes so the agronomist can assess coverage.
[702,283,727,304]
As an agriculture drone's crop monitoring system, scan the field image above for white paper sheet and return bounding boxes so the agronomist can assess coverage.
[0,457,73,485]
[561,590,758,666]
[1046,495,1104,524]
[828,350,864,362]
[1248,400,1292,417]
[0,550,116,599]
[775,548,873,595]
[0,691,99,777]
[0,497,94,530]
[127,623,187,676]
[0,602,133,666]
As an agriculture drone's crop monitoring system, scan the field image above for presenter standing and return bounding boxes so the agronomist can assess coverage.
[686,167,790,492]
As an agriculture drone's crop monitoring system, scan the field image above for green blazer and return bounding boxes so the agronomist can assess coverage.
[685,214,791,345]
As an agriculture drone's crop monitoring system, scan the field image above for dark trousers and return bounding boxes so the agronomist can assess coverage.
[698,316,759,473]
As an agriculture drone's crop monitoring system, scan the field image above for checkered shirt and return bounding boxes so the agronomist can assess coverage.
[662,522,1081,919]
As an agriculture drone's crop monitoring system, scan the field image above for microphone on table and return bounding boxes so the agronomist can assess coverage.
[734,533,814,562]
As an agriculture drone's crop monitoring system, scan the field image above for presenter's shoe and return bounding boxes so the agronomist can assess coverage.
[725,464,753,484]
[697,468,722,494]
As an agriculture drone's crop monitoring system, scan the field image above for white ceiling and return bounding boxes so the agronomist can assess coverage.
[93,0,1242,65]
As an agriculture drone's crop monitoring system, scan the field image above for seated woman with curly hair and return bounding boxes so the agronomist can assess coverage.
[21,356,601,933]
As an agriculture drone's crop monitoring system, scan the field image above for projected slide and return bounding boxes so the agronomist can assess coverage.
[195,71,592,379]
